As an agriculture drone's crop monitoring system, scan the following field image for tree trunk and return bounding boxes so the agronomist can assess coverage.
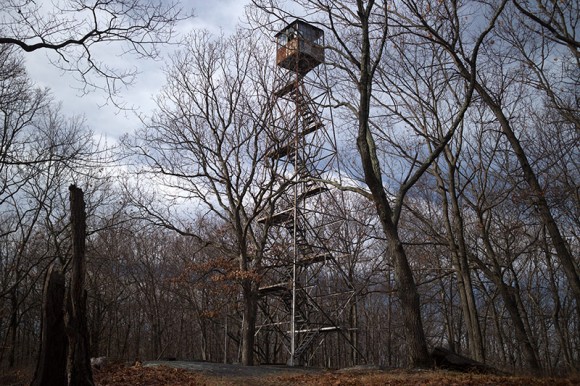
[354,3,430,366]
[66,185,94,386]
[349,293,359,366]
[241,282,258,365]
[470,77,580,310]
[476,214,541,372]
[446,172,485,361]
[8,287,17,368]
[496,280,541,371]
[390,234,431,367]
[358,122,431,367]
[31,265,67,386]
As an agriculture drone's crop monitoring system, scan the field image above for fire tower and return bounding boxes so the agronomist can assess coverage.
[257,20,362,367]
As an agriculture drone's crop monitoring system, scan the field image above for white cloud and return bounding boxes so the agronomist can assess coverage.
[187,0,248,33]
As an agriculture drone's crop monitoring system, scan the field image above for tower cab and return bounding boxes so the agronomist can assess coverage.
[276,20,324,75]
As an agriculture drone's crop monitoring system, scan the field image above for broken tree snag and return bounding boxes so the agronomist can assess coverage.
[67,185,94,386]
[31,265,67,386]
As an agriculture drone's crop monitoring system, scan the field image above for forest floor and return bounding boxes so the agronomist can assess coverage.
[97,361,579,386]
[2,361,578,386]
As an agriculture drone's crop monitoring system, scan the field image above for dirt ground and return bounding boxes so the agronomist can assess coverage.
[2,361,578,386]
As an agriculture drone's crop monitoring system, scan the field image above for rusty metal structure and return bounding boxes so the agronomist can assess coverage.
[257,20,361,367]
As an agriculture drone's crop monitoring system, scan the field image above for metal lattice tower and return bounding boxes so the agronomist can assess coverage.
[257,20,362,367]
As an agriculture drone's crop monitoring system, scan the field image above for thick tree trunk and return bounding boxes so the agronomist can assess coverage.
[31,266,67,386]
[356,7,430,367]
[67,185,94,386]
[462,268,484,361]
[358,127,431,368]
[434,162,485,362]
[152,321,161,359]
[241,282,258,366]
[388,231,432,367]
[357,6,431,367]
[357,112,431,367]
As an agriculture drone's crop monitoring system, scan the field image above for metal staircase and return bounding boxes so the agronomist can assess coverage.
[256,78,359,366]
[256,20,362,367]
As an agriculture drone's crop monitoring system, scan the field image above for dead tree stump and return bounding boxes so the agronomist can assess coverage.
[31,265,67,386]
[66,184,94,386]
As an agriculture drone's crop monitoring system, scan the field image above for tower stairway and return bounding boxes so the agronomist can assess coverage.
[257,20,362,367]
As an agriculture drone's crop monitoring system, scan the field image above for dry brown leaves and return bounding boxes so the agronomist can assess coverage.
[0,366,34,386]
[93,362,212,385]
[92,364,580,386]
[265,371,580,386]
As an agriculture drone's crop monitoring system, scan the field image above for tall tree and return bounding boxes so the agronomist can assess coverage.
[125,29,283,365]
[408,0,580,308]
[249,0,505,366]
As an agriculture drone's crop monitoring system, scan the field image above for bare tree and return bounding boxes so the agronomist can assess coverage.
[248,0,509,367]
[0,44,114,370]
[124,29,283,365]
[458,115,543,371]
[0,0,185,100]
[405,0,580,309]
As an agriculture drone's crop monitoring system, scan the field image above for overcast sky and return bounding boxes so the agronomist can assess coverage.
[23,0,249,142]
